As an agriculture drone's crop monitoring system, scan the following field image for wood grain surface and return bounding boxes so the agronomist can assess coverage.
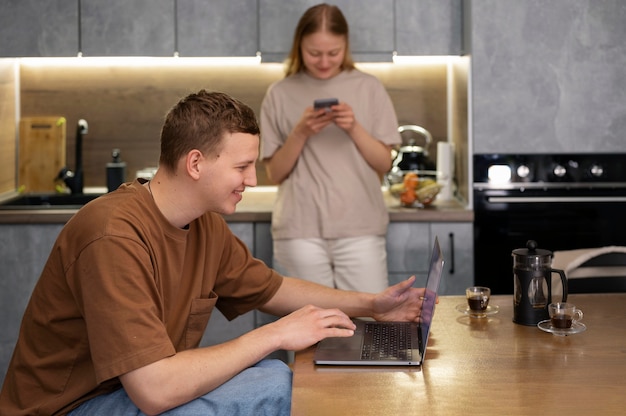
[292,294,626,416]
[18,116,66,192]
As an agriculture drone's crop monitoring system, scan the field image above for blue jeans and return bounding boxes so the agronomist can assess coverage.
[69,359,292,416]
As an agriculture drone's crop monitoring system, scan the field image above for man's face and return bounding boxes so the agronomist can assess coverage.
[200,132,258,215]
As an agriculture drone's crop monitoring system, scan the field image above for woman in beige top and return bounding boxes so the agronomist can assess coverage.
[260,4,401,293]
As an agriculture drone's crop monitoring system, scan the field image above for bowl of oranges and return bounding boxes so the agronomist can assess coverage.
[388,171,442,208]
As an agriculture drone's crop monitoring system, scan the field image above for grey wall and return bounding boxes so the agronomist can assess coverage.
[470,0,626,154]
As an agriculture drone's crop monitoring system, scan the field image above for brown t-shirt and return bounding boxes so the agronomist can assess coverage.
[0,180,283,415]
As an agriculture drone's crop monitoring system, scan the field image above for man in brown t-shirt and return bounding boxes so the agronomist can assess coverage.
[0,90,427,416]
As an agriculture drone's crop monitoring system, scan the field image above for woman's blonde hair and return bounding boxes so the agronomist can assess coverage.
[284,3,355,77]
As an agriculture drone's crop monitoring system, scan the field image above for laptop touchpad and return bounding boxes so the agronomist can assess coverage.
[317,334,362,350]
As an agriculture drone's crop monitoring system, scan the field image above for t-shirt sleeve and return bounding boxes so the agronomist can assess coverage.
[259,83,285,161]
[209,218,283,320]
[370,78,402,146]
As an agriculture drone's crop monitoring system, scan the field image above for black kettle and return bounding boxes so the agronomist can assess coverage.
[386,125,437,187]
[512,240,568,326]
[392,125,436,173]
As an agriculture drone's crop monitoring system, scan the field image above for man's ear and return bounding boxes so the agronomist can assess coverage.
[186,149,204,180]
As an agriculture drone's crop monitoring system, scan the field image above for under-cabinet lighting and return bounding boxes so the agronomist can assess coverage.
[18,55,262,67]
[392,53,457,65]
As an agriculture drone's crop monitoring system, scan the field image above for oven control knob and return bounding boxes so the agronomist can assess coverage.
[553,164,566,177]
[590,164,604,178]
[517,165,530,179]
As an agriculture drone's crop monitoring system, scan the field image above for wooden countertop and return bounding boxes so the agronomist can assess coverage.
[0,187,472,224]
[291,294,626,416]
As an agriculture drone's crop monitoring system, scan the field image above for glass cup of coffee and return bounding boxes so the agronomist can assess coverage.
[549,302,583,329]
[466,286,491,312]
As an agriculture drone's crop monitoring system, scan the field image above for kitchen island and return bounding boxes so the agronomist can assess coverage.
[292,294,626,416]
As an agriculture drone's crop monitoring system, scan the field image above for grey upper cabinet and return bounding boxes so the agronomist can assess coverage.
[80,0,175,57]
[395,0,463,56]
[177,0,258,57]
[340,0,395,61]
[259,0,395,63]
[470,0,626,154]
[0,0,79,57]
[1,0,464,59]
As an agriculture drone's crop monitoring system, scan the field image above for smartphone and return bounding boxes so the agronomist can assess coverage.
[314,98,339,111]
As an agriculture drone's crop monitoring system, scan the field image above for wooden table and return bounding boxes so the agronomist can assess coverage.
[291,294,626,415]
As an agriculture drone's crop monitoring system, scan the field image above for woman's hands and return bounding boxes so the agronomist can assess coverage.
[265,100,391,182]
[294,101,354,137]
[294,106,337,138]
[329,101,356,133]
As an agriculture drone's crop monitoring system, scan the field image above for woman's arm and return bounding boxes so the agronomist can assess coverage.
[264,107,335,184]
[332,102,394,175]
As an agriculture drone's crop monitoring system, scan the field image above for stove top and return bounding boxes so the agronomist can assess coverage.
[474,153,626,188]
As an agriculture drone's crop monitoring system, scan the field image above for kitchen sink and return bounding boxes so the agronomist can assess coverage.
[0,193,104,210]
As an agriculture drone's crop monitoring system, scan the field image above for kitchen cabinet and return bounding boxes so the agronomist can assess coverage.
[431,222,473,294]
[0,224,64,384]
[80,0,175,56]
[395,0,463,56]
[259,0,396,62]
[386,222,431,286]
[0,0,79,57]
[386,221,473,294]
[259,0,463,62]
[176,0,258,57]
[1,0,464,59]
[470,0,626,153]
[253,222,273,267]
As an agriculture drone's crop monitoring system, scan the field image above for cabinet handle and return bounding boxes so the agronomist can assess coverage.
[448,232,455,274]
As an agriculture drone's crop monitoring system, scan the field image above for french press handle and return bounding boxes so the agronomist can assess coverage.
[550,268,568,302]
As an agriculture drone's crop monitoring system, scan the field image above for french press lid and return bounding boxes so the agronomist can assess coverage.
[512,240,553,268]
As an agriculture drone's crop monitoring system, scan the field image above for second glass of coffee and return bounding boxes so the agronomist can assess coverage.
[466,286,491,311]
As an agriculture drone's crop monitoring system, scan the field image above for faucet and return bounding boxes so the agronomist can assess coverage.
[57,119,88,194]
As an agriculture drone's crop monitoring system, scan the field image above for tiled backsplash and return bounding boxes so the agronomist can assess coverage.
[3,58,468,198]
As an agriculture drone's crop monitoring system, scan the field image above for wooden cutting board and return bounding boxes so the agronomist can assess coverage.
[19,116,67,192]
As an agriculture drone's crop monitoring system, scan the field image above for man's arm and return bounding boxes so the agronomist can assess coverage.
[260,276,374,317]
[119,288,356,415]
[120,276,424,415]
[262,275,426,323]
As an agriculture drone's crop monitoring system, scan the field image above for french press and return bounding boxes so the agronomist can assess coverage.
[512,240,568,326]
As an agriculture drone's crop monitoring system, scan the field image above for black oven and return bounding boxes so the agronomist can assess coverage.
[473,154,626,294]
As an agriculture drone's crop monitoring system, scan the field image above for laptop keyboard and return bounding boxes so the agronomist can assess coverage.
[361,322,413,361]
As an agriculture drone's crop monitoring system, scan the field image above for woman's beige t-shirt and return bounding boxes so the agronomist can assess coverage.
[260,69,401,240]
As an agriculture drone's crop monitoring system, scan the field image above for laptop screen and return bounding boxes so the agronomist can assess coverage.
[419,237,444,351]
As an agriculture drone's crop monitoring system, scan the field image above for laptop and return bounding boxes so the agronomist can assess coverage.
[314,237,444,366]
